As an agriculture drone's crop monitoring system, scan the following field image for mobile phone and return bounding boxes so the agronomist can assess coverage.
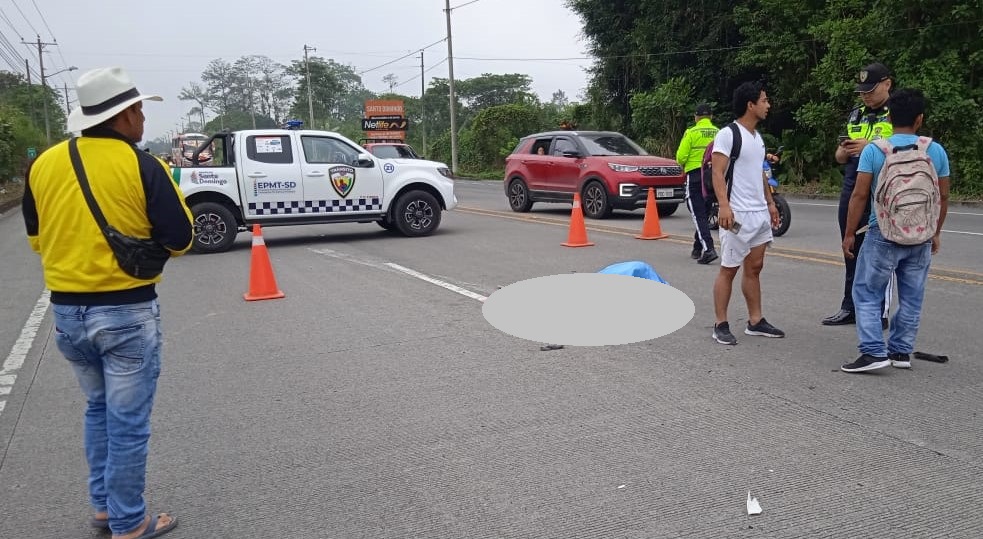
[731,221,742,233]
[838,135,850,145]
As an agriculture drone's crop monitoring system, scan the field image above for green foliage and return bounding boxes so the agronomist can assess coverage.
[568,0,983,196]
[456,73,537,111]
[0,73,48,181]
[463,104,545,172]
[630,77,694,156]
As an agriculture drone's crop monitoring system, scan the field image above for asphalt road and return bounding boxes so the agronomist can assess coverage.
[1,183,982,538]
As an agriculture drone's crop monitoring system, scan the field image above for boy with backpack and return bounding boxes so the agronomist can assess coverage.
[840,89,950,373]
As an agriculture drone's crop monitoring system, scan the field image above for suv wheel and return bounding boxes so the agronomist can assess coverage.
[392,190,441,237]
[507,178,533,212]
[582,181,612,219]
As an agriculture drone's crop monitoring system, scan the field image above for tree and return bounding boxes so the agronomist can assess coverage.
[568,0,983,195]
[382,73,398,93]
[455,73,536,111]
[286,57,368,128]
[200,59,239,130]
[178,83,208,128]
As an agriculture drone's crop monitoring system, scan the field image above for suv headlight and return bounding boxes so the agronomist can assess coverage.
[608,163,639,173]
[437,167,454,179]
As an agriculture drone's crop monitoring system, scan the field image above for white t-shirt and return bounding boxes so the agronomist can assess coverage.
[712,123,767,212]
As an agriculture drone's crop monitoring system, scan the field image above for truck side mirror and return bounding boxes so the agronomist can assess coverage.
[356,152,374,168]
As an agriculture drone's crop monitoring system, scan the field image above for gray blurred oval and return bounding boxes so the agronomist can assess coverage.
[482,273,695,346]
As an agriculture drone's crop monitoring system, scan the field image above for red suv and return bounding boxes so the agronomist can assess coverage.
[503,131,685,219]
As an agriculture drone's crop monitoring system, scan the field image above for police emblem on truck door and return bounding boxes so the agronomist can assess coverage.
[329,165,356,198]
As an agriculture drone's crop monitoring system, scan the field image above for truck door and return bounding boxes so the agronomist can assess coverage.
[298,134,384,215]
[239,133,304,219]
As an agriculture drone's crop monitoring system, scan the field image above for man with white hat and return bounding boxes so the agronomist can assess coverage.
[22,66,191,539]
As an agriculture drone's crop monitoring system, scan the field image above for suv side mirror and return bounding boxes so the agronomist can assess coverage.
[356,152,374,167]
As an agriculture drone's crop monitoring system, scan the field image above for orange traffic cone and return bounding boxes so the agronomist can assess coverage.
[636,187,669,240]
[244,225,285,301]
[562,193,595,247]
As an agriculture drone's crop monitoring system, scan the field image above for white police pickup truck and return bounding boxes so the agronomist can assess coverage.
[171,127,457,253]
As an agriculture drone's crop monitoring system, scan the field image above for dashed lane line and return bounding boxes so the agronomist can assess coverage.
[0,290,50,419]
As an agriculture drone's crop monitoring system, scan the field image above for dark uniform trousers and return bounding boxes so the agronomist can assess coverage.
[837,157,871,313]
[685,169,714,253]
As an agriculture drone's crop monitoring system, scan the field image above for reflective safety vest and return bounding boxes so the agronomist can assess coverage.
[676,118,719,173]
[846,104,892,142]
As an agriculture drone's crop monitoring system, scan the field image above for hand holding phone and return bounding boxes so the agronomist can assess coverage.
[838,135,851,146]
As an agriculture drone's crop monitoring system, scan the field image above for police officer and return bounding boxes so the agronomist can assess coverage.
[676,103,720,264]
[823,63,893,325]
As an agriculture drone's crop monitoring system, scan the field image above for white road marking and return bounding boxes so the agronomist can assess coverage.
[309,248,490,302]
[944,229,983,236]
[0,290,50,419]
[384,263,489,302]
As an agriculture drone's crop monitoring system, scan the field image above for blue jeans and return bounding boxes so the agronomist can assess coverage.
[52,300,162,535]
[852,227,932,357]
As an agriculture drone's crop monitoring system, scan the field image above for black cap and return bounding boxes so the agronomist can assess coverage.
[855,63,891,93]
[695,103,712,116]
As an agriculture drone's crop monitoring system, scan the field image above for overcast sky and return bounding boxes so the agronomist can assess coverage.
[2,0,593,142]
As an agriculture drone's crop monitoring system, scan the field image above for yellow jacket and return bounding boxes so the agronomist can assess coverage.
[676,118,719,173]
[23,128,193,304]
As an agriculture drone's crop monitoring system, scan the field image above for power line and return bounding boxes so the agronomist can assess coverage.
[395,57,448,88]
[0,8,23,39]
[9,0,38,36]
[451,0,482,9]
[29,0,54,40]
[358,38,447,75]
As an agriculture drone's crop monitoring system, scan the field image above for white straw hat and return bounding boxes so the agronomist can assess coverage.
[67,67,162,132]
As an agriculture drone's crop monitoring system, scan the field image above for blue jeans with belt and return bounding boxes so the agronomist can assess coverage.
[52,300,162,535]
[852,227,932,357]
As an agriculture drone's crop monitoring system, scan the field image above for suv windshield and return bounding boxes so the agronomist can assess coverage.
[578,134,648,156]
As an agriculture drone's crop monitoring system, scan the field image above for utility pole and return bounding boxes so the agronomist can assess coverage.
[420,50,426,158]
[25,59,37,128]
[304,44,316,128]
[23,35,57,145]
[444,0,459,174]
[63,82,70,117]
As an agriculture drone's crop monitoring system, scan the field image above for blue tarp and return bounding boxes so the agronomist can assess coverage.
[598,261,669,285]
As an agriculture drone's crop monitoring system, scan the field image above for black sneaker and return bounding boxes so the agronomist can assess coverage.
[889,352,911,369]
[697,249,718,265]
[691,246,701,259]
[745,318,785,338]
[841,354,891,373]
[712,322,737,345]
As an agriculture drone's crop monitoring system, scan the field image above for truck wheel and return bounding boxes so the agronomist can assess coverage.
[657,203,678,217]
[191,201,238,253]
[582,181,612,219]
[392,190,441,237]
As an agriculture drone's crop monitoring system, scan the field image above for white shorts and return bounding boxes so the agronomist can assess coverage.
[720,209,773,267]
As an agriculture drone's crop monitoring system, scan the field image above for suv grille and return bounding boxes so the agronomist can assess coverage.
[639,166,682,177]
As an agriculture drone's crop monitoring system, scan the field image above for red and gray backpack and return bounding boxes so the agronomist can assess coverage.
[700,122,741,200]
[872,136,941,245]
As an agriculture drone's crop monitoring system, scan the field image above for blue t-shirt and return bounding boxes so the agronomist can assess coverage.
[857,133,950,228]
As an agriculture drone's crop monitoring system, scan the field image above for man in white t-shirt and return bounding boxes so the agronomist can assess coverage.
[709,81,785,345]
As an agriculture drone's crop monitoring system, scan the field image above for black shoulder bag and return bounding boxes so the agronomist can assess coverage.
[68,137,171,280]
